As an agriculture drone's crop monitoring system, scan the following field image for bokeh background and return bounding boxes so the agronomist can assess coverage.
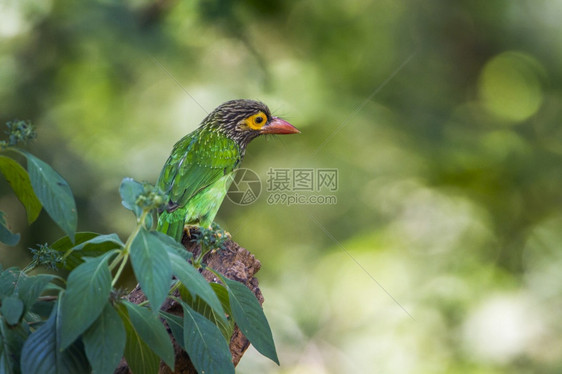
[2,0,562,372]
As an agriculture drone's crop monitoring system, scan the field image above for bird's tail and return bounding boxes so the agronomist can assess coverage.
[157,210,185,242]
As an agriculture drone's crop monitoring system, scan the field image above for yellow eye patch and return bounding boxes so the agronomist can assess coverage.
[245,112,267,130]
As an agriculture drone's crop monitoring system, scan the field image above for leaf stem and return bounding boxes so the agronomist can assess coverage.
[108,251,124,271]
[193,246,211,268]
[168,279,181,295]
[111,209,149,287]
[22,260,39,273]
[111,253,129,287]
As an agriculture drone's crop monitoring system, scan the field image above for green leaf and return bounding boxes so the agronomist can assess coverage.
[144,212,153,229]
[55,303,91,374]
[0,269,53,321]
[129,228,172,313]
[51,232,121,270]
[29,300,55,319]
[120,178,143,217]
[0,212,20,246]
[209,283,234,339]
[20,303,90,374]
[51,232,97,252]
[69,233,124,251]
[0,155,42,224]
[224,277,279,364]
[151,231,193,260]
[211,282,232,317]
[181,283,234,341]
[0,318,29,374]
[181,302,235,374]
[50,232,97,253]
[0,267,19,298]
[83,303,126,374]
[160,312,184,350]
[117,303,160,374]
[168,251,226,324]
[16,274,55,312]
[123,301,174,370]
[0,296,24,325]
[21,151,77,242]
[59,252,114,350]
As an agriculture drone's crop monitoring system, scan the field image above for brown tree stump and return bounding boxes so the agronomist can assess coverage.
[115,229,264,374]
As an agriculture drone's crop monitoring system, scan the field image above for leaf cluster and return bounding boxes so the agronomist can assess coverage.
[0,122,278,373]
[0,120,76,246]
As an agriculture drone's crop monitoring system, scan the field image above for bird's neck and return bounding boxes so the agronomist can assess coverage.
[202,122,255,153]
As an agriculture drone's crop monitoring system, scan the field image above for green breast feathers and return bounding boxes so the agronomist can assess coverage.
[156,127,241,240]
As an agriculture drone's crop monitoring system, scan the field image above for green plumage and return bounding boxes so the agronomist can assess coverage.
[157,125,242,241]
[156,99,299,242]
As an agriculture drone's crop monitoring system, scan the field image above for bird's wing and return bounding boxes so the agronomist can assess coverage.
[157,129,241,211]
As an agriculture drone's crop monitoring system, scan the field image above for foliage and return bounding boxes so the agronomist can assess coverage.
[0,124,277,373]
[0,120,76,244]
[4,2,562,372]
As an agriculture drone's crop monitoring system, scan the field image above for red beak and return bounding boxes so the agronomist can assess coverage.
[260,117,300,135]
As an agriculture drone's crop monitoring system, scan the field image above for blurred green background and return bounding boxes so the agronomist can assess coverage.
[2,0,562,372]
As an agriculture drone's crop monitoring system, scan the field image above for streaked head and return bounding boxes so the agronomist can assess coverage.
[204,99,300,146]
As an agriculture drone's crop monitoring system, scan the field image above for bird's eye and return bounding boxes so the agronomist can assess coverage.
[246,112,267,130]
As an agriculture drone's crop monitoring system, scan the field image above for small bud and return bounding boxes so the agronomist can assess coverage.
[5,120,36,146]
[29,243,63,270]
[134,183,167,211]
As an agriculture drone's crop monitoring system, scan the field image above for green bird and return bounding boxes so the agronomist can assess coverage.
[156,99,300,241]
